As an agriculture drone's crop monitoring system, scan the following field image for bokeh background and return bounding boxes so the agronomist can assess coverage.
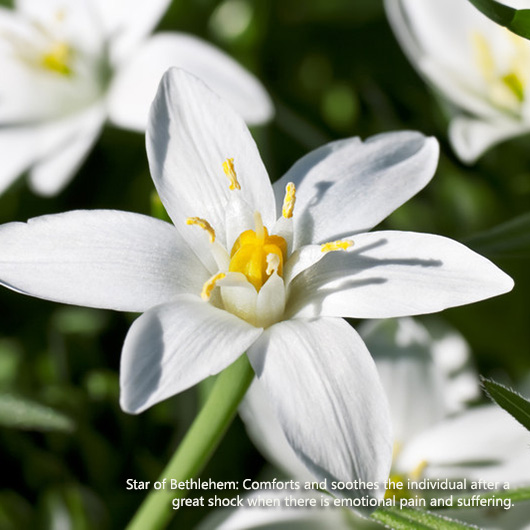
[0,0,529,528]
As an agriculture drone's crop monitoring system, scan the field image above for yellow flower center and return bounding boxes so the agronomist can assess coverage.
[41,41,73,76]
[229,213,287,292]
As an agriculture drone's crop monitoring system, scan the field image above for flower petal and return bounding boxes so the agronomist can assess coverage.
[0,126,35,194]
[289,230,514,319]
[108,33,273,132]
[240,380,316,482]
[273,132,439,247]
[397,405,530,484]
[0,210,207,312]
[28,104,106,196]
[247,317,392,499]
[146,68,276,256]
[449,115,530,164]
[92,0,171,63]
[359,318,478,445]
[120,294,262,413]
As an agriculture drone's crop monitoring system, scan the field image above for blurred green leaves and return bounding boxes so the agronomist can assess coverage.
[481,376,530,431]
[371,507,474,529]
[466,212,530,259]
[467,0,530,40]
[0,393,74,432]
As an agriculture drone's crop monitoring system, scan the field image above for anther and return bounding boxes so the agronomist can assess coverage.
[186,217,216,243]
[266,253,281,276]
[282,182,296,219]
[201,272,226,301]
[222,158,241,190]
[321,239,354,253]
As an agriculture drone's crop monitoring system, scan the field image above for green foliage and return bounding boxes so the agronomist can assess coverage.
[481,377,530,431]
[467,0,530,40]
[371,507,476,529]
[0,393,74,431]
[466,212,530,259]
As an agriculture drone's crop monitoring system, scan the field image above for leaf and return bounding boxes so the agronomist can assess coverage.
[371,507,477,529]
[467,0,530,40]
[0,393,74,432]
[481,376,530,431]
[438,486,530,510]
[465,212,530,259]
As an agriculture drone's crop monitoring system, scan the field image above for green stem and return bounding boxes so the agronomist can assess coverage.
[126,354,255,530]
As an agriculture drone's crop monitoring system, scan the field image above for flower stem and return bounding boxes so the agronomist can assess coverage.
[126,354,255,530]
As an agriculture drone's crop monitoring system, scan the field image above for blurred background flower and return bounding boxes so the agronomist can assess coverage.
[385,0,530,163]
[0,0,272,196]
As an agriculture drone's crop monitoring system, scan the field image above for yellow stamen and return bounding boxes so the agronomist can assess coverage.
[222,158,241,190]
[201,272,226,301]
[186,217,216,243]
[321,239,354,253]
[266,253,281,276]
[282,182,296,219]
[229,226,287,291]
[41,41,72,76]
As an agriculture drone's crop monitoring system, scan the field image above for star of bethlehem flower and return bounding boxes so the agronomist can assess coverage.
[0,0,272,196]
[385,0,530,163]
[0,69,513,500]
[228,319,530,530]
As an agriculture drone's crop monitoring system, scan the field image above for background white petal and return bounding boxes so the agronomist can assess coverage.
[274,132,439,247]
[247,317,392,499]
[289,230,514,319]
[449,115,530,164]
[360,318,479,445]
[28,104,106,196]
[108,33,273,132]
[397,405,530,484]
[0,210,207,312]
[92,0,171,64]
[120,295,262,413]
[146,68,276,256]
[0,126,36,194]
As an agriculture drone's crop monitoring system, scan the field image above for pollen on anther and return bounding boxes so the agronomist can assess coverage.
[201,272,226,301]
[186,217,216,243]
[321,239,354,253]
[222,158,241,190]
[282,182,296,219]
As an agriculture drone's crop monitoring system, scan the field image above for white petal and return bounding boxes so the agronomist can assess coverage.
[239,380,316,482]
[109,33,273,131]
[274,132,439,247]
[28,104,106,196]
[289,230,514,319]
[449,115,530,164]
[0,126,35,194]
[255,273,285,328]
[120,295,262,413]
[397,405,530,484]
[247,317,392,499]
[0,210,207,312]
[359,318,477,444]
[92,0,170,63]
[146,68,276,257]
[15,0,105,57]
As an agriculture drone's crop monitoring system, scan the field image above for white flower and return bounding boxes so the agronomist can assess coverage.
[385,0,530,163]
[226,319,530,530]
[0,0,272,196]
[0,69,513,497]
